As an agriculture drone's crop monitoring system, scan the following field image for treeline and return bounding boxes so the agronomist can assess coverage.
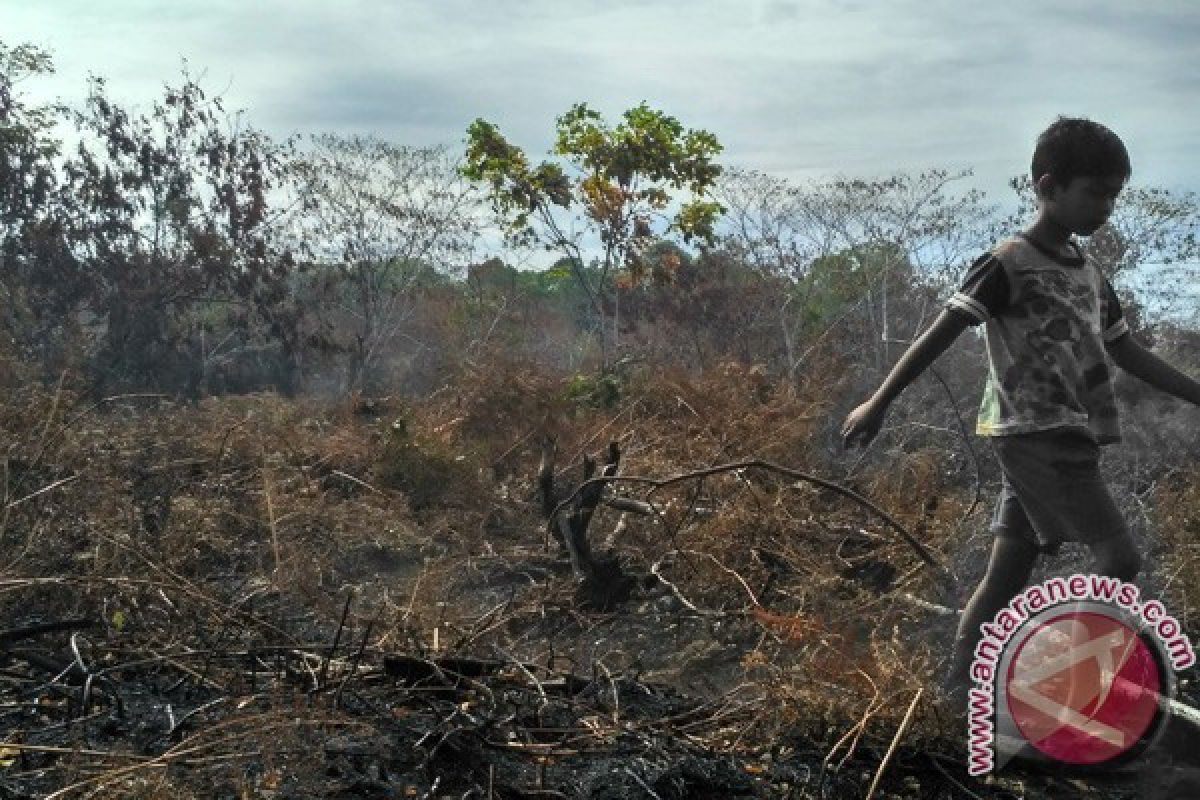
[2,40,1198,402]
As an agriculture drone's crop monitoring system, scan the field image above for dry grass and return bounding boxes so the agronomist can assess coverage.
[0,356,1191,798]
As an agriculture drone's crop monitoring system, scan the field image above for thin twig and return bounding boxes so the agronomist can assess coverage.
[626,767,665,800]
[865,688,923,800]
[676,549,760,607]
[319,591,354,691]
[0,742,147,761]
[261,448,282,575]
[3,474,80,510]
[824,671,883,772]
[928,365,982,531]
[649,554,724,617]
[329,470,382,494]
[167,697,228,740]
[494,645,547,706]
[43,717,367,799]
[929,753,987,800]
[334,618,374,708]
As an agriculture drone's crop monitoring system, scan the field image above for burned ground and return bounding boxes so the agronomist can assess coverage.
[1,364,1198,798]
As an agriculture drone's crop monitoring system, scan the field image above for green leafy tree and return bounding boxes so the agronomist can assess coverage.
[462,102,723,362]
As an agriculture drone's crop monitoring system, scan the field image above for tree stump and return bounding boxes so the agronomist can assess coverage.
[540,438,638,611]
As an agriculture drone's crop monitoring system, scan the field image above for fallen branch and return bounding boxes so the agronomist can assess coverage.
[551,459,955,591]
[0,617,95,648]
[896,593,959,618]
[604,497,657,515]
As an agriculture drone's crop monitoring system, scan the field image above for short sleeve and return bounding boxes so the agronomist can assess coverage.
[946,253,1009,324]
[1102,278,1130,342]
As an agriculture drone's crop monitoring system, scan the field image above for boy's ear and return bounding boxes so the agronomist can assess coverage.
[1034,173,1059,200]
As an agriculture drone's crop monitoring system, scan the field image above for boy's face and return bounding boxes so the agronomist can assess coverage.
[1039,173,1126,236]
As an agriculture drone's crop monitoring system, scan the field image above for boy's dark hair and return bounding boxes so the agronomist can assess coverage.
[1031,116,1131,186]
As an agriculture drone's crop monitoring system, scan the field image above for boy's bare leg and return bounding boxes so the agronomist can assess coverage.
[1090,534,1142,583]
[945,536,1040,689]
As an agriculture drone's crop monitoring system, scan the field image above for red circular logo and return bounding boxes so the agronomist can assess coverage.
[1005,611,1163,765]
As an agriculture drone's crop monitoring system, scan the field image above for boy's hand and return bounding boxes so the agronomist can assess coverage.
[841,400,886,449]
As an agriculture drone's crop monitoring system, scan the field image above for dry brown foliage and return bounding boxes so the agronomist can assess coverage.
[0,358,1192,798]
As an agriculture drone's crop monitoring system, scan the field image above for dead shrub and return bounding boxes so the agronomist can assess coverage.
[375,416,480,511]
[1151,469,1200,624]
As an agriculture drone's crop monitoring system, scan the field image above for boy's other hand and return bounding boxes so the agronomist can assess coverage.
[842,401,885,449]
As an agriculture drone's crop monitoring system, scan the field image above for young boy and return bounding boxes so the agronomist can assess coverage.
[840,117,1200,690]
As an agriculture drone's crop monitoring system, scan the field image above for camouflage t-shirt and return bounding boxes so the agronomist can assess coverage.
[946,234,1129,444]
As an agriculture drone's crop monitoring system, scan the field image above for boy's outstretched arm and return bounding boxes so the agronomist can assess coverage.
[842,309,971,448]
[1106,335,1200,406]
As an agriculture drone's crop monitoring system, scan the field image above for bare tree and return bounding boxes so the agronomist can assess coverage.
[715,168,1002,378]
[712,167,832,281]
[294,134,482,390]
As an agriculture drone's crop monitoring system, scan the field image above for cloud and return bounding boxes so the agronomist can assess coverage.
[2,0,1197,196]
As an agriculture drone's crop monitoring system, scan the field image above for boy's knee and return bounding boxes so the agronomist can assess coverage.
[1115,548,1143,582]
[1092,537,1141,582]
[983,536,1039,595]
[981,567,1031,600]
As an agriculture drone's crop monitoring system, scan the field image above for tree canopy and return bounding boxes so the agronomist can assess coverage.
[462,103,724,350]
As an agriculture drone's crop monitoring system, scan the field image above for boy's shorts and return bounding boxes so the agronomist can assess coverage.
[989,427,1129,554]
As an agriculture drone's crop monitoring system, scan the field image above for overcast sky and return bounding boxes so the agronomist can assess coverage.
[8,1,1200,199]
